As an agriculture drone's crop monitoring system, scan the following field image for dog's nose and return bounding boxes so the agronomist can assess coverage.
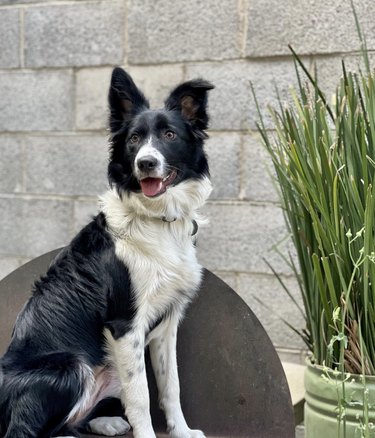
[137,156,158,172]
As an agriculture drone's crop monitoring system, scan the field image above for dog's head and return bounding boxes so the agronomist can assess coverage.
[107,67,214,217]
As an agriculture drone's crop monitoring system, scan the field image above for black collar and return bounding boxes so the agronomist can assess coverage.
[191,219,198,237]
[109,218,198,239]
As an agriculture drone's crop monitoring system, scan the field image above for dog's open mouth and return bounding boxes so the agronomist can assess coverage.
[140,171,177,197]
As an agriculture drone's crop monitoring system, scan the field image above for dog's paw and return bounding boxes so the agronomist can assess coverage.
[169,429,205,438]
[88,416,131,436]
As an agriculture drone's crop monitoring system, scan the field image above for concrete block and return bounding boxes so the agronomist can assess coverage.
[127,65,185,109]
[0,71,74,132]
[242,133,279,203]
[0,197,73,257]
[0,9,19,68]
[0,136,23,193]
[25,1,124,67]
[128,0,241,63]
[277,349,306,365]
[73,200,99,234]
[186,62,252,131]
[25,135,109,196]
[75,65,185,130]
[206,132,241,199]
[0,0,87,3]
[237,273,305,350]
[186,59,301,131]
[309,54,375,103]
[76,68,112,131]
[197,202,291,274]
[246,0,375,57]
[212,271,238,291]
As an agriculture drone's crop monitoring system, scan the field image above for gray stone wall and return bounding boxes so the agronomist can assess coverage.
[0,0,373,364]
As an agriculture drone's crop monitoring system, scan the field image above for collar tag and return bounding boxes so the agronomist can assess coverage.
[162,216,177,223]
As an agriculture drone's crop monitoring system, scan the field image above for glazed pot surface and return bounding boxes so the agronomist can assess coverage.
[305,361,375,437]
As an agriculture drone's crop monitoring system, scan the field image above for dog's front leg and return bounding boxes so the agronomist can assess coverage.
[149,317,205,438]
[105,329,156,438]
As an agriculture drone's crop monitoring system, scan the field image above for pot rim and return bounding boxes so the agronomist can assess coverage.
[305,356,375,381]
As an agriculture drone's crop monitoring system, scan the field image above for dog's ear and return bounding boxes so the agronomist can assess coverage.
[108,67,149,133]
[165,79,214,132]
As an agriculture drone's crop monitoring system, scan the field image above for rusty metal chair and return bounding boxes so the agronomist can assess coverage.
[0,249,294,438]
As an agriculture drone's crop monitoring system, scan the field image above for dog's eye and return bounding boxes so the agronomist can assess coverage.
[164,130,176,140]
[129,134,140,144]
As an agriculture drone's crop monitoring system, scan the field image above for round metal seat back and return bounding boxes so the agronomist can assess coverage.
[0,249,294,438]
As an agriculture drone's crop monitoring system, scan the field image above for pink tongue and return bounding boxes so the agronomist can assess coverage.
[140,178,163,197]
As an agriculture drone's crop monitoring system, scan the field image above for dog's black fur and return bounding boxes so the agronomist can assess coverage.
[0,68,213,438]
[108,68,212,195]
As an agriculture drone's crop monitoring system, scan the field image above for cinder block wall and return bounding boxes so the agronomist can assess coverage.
[0,0,373,364]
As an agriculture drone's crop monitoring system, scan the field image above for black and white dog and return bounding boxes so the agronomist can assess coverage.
[0,68,214,438]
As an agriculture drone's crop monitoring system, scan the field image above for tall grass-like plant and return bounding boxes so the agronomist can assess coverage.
[253,43,375,374]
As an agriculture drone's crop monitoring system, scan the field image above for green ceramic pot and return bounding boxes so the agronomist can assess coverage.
[305,360,375,437]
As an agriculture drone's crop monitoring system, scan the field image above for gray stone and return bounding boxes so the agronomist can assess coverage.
[76,68,112,131]
[212,271,238,291]
[309,54,375,102]
[246,0,375,57]
[277,349,306,365]
[0,9,19,68]
[0,136,24,193]
[242,133,279,203]
[206,133,241,199]
[237,273,305,350]
[127,65,185,109]
[128,0,241,63]
[197,202,291,274]
[25,135,109,196]
[0,71,74,132]
[73,200,99,234]
[186,59,302,131]
[0,197,73,257]
[0,0,87,3]
[25,1,124,67]
[186,62,252,131]
[75,65,185,131]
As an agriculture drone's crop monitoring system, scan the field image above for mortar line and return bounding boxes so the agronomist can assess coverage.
[0,0,100,9]
[123,0,129,66]
[20,136,27,192]
[124,50,371,67]
[72,68,78,131]
[0,50,367,74]
[199,268,299,280]
[0,129,267,136]
[19,7,25,68]
[0,192,98,202]
[182,63,188,82]
[0,192,280,208]
[238,0,248,57]
[238,132,246,200]
[70,194,76,237]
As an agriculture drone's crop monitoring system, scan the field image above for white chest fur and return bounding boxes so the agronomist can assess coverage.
[114,218,202,328]
[99,177,212,332]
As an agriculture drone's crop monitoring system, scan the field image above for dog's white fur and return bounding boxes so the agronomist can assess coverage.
[88,416,131,436]
[98,176,212,437]
[134,137,166,179]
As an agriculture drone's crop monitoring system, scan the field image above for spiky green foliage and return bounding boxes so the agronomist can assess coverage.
[254,47,375,374]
